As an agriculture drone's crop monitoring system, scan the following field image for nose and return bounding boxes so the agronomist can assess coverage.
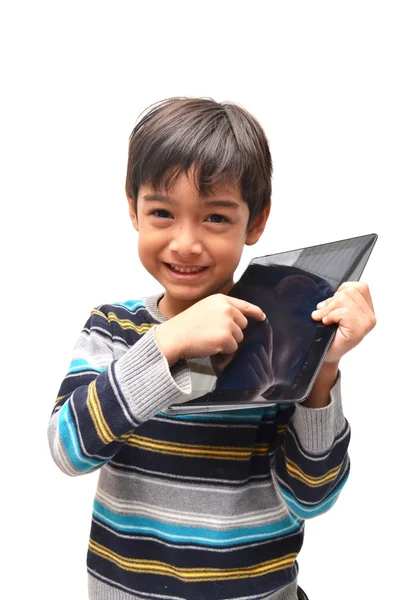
[169,225,202,257]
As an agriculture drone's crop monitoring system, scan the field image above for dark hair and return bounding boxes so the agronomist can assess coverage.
[125,97,273,227]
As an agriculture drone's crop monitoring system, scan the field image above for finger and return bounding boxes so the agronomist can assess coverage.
[228,297,266,321]
[230,306,249,331]
[315,288,373,321]
[230,321,244,345]
[320,305,352,326]
[312,297,362,324]
[220,335,239,355]
[321,306,375,335]
[316,283,374,314]
[336,282,375,313]
[315,296,332,310]
[339,286,375,315]
[216,322,242,354]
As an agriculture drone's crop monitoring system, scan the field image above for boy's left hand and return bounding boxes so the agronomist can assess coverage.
[311,282,376,365]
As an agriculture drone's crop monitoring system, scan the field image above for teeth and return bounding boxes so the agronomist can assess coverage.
[170,264,205,273]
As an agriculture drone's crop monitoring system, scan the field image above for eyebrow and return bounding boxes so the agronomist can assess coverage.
[142,193,240,209]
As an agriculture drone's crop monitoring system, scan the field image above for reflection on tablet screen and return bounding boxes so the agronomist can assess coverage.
[217,263,335,401]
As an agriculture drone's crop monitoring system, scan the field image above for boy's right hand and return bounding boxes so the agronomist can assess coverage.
[154,294,266,366]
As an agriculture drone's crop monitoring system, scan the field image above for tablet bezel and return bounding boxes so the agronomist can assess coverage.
[165,233,377,415]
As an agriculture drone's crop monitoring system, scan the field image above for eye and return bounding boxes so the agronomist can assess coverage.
[151,209,173,219]
[206,214,231,224]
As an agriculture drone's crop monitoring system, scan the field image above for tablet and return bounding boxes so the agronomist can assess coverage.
[165,233,378,415]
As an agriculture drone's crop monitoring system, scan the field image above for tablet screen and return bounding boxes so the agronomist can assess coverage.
[170,233,377,410]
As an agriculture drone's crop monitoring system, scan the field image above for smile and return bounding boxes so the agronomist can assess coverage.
[168,264,207,273]
[164,263,209,278]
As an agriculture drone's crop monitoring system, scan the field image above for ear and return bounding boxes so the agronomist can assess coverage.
[127,193,139,232]
[245,204,271,246]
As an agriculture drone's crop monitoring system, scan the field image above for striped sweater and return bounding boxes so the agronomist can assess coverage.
[48,294,350,600]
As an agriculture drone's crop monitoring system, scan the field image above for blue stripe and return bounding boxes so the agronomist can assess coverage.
[67,358,106,374]
[159,410,265,424]
[113,299,145,312]
[58,403,104,471]
[280,477,349,518]
[158,405,278,423]
[262,405,278,418]
[278,403,295,412]
[93,500,302,547]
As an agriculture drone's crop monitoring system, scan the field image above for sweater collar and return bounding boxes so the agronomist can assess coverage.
[144,293,167,323]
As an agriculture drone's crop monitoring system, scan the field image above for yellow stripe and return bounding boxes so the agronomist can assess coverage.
[108,311,153,334]
[86,382,130,444]
[91,308,153,334]
[286,456,341,487]
[277,425,288,434]
[126,434,268,460]
[252,443,270,456]
[87,380,115,444]
[89,539,297,582]
[55,395,65,405]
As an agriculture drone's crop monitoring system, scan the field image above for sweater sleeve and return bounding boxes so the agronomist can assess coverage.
[270,372,350,519]
[47,308,192,476]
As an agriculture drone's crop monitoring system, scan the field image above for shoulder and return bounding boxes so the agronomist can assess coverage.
[95,297,158,325]
[79,294,163,352]
[86,297,159,345]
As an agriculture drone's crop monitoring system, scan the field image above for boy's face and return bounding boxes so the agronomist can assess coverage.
[128,171,270,318]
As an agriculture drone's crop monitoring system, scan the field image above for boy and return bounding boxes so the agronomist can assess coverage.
[48,97,376,600]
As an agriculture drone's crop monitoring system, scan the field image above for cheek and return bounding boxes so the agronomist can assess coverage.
[137,228,162,252]
[137,235,156,267]
[214,238,244,265]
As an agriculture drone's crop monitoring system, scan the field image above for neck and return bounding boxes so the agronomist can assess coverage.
[158,281,235,319]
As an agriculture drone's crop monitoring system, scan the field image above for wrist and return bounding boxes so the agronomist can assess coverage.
[303,361,339,408]
[154,322,181,367]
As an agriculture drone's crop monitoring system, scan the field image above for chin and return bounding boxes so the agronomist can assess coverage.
[170,288,208,302]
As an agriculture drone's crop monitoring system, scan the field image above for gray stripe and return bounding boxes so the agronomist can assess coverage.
[98,465,285,516]
[73,330,114,367]
[113,339,133,359]
[95,488,288,529]
[87,572,299,600]
[109,460,268,486]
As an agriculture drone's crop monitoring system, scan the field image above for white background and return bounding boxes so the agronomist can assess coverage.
[1,1,395,598]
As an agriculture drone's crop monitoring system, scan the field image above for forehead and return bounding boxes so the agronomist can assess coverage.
[139,171,243,204]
